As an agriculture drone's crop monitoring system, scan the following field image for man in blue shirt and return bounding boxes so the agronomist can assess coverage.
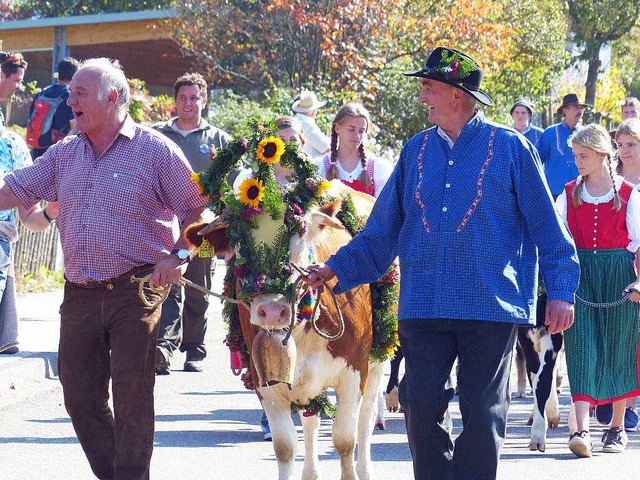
[536,93,590,197]
[306,47,579,480]
[511,97,543,145]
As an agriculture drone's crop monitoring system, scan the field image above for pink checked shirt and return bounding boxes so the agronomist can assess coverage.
[5,116,207,284]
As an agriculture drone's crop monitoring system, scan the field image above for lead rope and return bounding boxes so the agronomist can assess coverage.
[285,263,345,345]
[130,274,251,310]
[575,288,640,328]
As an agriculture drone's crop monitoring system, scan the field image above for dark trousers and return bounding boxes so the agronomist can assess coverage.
[157,255,211,360]
[58,268,161,480]
[398,318,517,480]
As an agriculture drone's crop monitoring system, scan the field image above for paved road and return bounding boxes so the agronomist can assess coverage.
[0,260,638,479]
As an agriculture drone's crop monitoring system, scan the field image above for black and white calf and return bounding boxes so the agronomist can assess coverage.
[384,347,404,413]
[515,292,564,452]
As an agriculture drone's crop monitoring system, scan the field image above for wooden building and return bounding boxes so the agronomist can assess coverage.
[0,9,199,94]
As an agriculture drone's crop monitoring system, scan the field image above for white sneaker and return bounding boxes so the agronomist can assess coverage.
[569,430,592,458]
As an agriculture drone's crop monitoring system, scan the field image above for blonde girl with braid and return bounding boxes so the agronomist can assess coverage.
[555,123,640,457]
[613,118,640,432]
[316,102,393,198]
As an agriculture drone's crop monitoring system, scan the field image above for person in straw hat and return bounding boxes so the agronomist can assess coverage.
[292,90,330,159]
[305,46,579,480]
[536,93,591,198]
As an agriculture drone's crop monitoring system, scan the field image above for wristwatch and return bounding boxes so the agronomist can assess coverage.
[170,248,191,265]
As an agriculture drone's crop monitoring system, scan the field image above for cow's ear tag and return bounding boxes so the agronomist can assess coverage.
[198,238,215,258]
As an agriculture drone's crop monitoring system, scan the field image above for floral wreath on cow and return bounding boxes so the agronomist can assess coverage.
[191,119,399,415]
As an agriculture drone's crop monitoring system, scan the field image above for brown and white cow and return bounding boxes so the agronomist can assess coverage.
[188,181,387,480]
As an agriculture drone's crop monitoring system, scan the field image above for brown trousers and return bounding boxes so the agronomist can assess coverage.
[58,266,161,480]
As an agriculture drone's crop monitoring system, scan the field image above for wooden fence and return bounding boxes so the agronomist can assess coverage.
[13,222,61,278]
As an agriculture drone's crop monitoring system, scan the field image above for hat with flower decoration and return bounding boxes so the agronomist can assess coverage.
[404,46,493,106]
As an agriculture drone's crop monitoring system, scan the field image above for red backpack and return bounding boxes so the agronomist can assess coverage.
[26,91,68,149]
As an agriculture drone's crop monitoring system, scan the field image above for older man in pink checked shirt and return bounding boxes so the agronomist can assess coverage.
[0,58,208,480]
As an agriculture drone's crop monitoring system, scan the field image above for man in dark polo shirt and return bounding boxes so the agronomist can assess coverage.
[153,72,231,374]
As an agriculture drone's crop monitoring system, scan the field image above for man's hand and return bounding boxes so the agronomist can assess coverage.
[623,280,640,302]
[545,299,574,334]
[305,264,336,289]
[152,255,187,288]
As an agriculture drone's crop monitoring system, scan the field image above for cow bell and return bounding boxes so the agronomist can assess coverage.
[252,328,297,388]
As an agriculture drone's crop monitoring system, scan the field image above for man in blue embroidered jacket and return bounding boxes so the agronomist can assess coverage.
[536,93,590,197]
[306,47,580,480]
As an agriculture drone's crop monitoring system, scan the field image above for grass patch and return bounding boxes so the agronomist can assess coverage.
[16,266,65,295]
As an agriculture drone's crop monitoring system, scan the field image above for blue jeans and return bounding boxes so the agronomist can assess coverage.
[0,237,10,298]
[398,318,517,480]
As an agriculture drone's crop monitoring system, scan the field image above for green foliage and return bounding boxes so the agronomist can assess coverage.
[16,266,65,294]
[174,0,570,146]
[207,91,275,137]
[567,0,640,105]
[611,24,640,99]
[18,0,171,17]
[291,392,337,419]
[0,0,33,20]
[483,0,569,125]
[127,78,174,125]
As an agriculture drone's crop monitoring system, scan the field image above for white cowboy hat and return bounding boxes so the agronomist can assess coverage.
[291,91,326,113]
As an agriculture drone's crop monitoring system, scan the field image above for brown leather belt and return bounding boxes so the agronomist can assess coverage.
[68,264,155,290]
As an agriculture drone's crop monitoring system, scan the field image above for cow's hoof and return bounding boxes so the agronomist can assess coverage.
[514,390,527,398]
[528,440,545,452]
[385,387,400,412]
[375,420,386,430]
[526,416,533,426]
[548,416,560,429]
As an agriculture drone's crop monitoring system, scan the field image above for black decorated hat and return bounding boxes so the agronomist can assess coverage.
[557,93,591,114]
[404,47,493,106]
[510,98,535,115]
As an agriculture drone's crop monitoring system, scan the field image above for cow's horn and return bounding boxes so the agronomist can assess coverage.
[198,217,229,235]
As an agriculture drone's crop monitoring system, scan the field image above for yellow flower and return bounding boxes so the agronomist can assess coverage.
[191,172,205,194]
[316,180,331,197]
[238,178,265,208]
[256,136,285,165]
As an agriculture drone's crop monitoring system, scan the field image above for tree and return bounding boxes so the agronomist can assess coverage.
[483,0,569,124]
[1,0,32,20]
[17,0,171,17]
[610,24,640,99]
[567,0,640,107]
[174,0,566,146]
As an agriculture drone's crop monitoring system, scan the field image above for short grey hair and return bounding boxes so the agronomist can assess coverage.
[78,58,131,113]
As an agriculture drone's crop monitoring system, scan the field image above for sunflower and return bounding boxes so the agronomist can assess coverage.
[238,178,265,208]
[316,180,331,197]
[191,172,205,194]
[256,136,285,165]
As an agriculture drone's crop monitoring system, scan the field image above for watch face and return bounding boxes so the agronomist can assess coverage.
[172,249,189,260]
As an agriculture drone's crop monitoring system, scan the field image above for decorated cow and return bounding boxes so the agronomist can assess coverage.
[186,121,399,480]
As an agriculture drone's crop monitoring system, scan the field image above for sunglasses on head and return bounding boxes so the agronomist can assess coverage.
[1,52,25,65]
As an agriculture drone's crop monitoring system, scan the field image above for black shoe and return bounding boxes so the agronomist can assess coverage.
[601,427,628,453]
[0,346,19,354]
[155,347,171,375]
[184,359,204,372]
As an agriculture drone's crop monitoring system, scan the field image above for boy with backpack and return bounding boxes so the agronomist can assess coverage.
[27,57,79,159]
